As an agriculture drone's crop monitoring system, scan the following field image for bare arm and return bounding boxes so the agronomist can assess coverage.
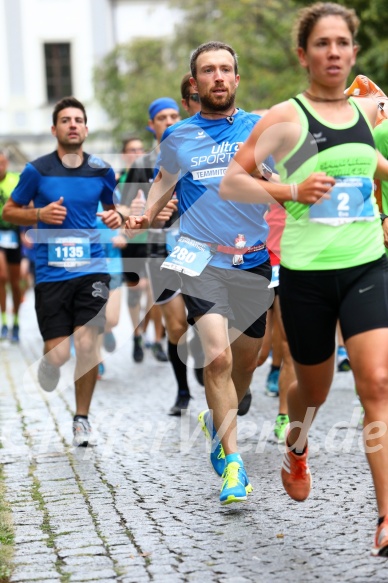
[220,103,335,205]
[2,198,39,225]
[382,216,388,248]
[3,197,67,225]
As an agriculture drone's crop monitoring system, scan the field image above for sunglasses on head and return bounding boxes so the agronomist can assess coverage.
[187,93,200,103]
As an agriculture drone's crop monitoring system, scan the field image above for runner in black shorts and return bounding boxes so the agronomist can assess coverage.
[126,44,274,505]
[3,97,123,447]
[221,3,388,555]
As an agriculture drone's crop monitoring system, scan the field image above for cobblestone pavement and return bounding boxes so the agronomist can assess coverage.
[1,288,388,582]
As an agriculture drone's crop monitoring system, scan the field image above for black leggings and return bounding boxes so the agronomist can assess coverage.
[279,255,388,365]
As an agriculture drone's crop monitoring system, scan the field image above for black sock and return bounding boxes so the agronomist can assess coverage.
[168,341,190,396]
[74,414,88,421]
[378,516,386,526]
[271,364,280,374]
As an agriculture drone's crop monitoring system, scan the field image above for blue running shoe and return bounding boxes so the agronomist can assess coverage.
[103,331,116,353]
[11,324,19,343]
[266,368,279,397]
[220,461,253,505]
[1,324,8,340]
[198,410,225,477]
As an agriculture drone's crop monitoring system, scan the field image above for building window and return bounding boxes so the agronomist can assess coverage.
[44,43,72,102]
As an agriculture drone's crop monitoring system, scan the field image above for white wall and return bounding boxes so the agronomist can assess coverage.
[113,0,183,44]
[0,0,182,159]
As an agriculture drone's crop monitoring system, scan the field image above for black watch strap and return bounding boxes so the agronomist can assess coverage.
[381,213,388,224]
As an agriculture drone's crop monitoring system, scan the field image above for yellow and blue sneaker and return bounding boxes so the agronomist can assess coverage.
[220,456,253,505]
[198,410,225,477]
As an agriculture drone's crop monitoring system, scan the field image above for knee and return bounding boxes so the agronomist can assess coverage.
[74,336,97,358]
[291,381,327,409]
[167,322,187,345]
[358,370,388,404]
[206,349,232,375]
[45,348,70,368]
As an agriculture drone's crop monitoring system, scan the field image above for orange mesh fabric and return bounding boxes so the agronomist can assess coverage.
[345,75,388,211]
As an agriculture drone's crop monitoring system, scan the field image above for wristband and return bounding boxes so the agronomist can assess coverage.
[381,213,388,225]
[116,210,125,225]
[290,183,298,202]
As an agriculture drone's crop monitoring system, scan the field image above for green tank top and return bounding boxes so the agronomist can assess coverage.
[0,172,20,230]
[277,94,383,270]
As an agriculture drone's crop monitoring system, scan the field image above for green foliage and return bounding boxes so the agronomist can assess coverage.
[94,0,306,144]
[93,0,387,142]
[93,37,186,145]
[170,0,306,108]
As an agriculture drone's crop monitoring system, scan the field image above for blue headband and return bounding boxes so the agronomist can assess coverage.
[148,97,179,120]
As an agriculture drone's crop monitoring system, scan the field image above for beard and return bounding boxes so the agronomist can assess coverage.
[200,88,236,112]
[58,135,85,151]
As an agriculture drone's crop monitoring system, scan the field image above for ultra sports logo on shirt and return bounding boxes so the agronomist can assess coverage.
[191,141,240,181]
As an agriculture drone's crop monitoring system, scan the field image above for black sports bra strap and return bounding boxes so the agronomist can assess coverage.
[292,96,312,117]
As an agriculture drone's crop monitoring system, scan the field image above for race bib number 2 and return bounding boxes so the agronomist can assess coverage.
[309,176,375,226]
[161,236,214,277]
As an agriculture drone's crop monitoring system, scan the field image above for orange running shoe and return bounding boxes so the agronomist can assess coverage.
[372,517,388,557]
[281,442,312,502]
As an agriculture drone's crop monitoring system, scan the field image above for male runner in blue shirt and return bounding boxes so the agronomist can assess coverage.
[126,42,273,505]
[3,96,123,447]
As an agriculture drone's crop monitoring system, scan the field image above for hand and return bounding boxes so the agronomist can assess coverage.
[39,197,67,225]
[382,217,388,248]
[111,234,127,248]
[124,214,150,239]
[96,209,122,229]
[154,197,178,225]
[129,189,146,216]
[296,173,336,205]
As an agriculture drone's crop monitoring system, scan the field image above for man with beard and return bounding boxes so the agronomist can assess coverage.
[3,96,123,447]
[126,42,273,505]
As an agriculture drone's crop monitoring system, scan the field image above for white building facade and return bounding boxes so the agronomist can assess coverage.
[0,0,182,161]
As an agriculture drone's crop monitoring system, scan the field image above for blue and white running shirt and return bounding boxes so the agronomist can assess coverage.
[11,151,116,283]
[159,110,270,270]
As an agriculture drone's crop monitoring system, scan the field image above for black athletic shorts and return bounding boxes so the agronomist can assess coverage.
[180,260,273,338]
[35,273,110,341]
[0,231,22,264]
[121,243,147,284]
[279,255,388,365]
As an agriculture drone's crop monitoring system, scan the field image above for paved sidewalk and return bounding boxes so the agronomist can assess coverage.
[1,288,388,582]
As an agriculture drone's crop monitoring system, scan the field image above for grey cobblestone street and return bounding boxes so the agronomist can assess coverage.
[1,288,388,582]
